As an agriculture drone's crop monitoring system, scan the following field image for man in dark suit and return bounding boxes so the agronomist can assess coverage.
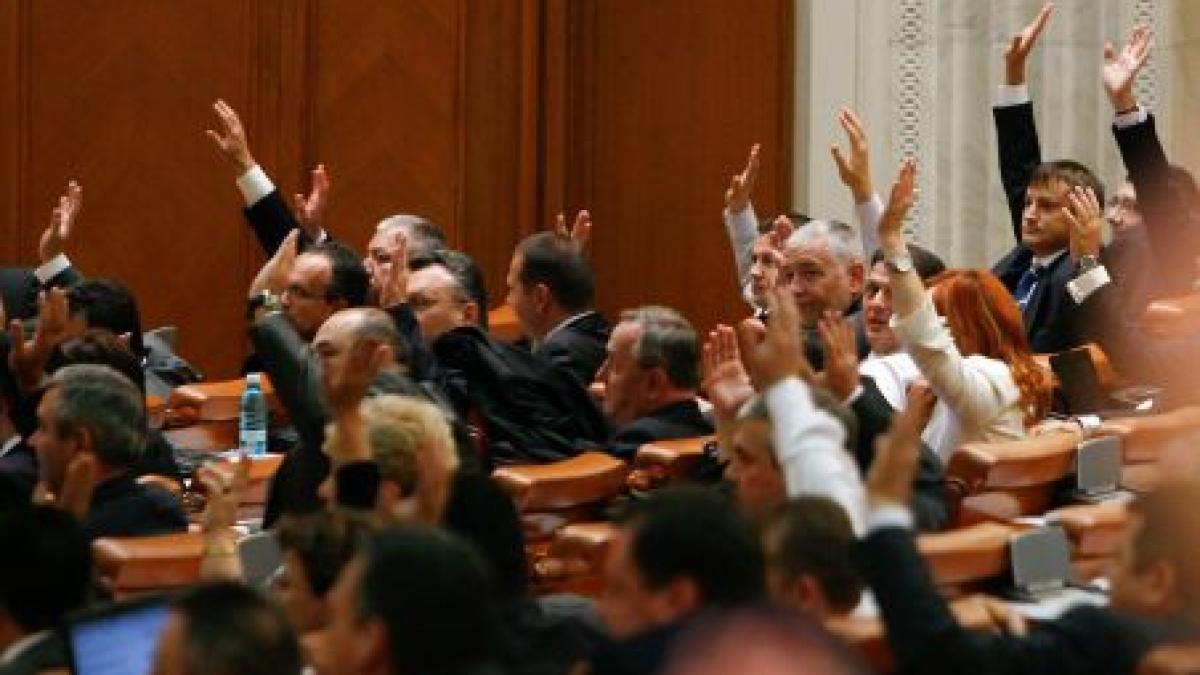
[858,398,1200,675]
[31,364,187,540]
[598,306,713,460]
[506,230,610,387]
[0,506,92,675]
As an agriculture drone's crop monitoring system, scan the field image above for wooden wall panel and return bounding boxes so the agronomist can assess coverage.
[557,0,794,336]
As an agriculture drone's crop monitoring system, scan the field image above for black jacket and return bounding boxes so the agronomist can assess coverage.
[535,311,611,388]
[858,524,1192,675]
[606,399,714,461]
[82,473,188,541]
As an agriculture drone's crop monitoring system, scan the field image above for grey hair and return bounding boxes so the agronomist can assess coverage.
[618,306,700,390]
[784,219,865,265]
[47,363,146,467]
[375,214,447,259]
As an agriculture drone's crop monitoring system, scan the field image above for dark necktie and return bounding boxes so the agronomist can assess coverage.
[1015,263,1044,311]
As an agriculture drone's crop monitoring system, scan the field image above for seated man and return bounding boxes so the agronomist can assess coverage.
[506,231,611,386]
[862,401,1200,675]
[761,496,865,621]
[599,306,713,460]
[31,364,187,540]
[319,526,502,675]
[154,582,303,675]
[0,505,94,674]
[592,486,764,675]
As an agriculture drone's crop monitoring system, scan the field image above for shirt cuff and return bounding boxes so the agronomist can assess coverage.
[1067,265,1111,304]
[236,165,276,206]
[996,84,1031,107]
[867,503,914,533]
[34,254,71,285]
[1113,105,1149,130]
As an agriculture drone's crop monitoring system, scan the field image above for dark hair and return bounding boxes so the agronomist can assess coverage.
[67,278,145,358]
[357,526,498,673]
[442,469,529,601]
[869,242,947,281]
[624,486,764,608]
[1029,160,1106,209]
[0,505,92,632]
[619,306,700,390]
[766,496,863,614]
[1128,481,1200,619]
[409,249,490,330]
[308,241,370,308]
[275,510,377,598]
[516,232,596,312]
[48,329,146,394]
[172,582,303,675]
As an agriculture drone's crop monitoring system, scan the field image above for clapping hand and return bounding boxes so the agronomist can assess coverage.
[737,287,814,389]
[1062,185,1103,261]
[38,180,82,264]
[206,99,256,172]
[1004,2,1053,85]
[1102,25,1152,113]
[702,324,755,425]
[817,310,860,400]
[293,164,332,242]
[8,288,72,393]
[830,108,873,203]
[725,144,760,215]
[554,210,592,251]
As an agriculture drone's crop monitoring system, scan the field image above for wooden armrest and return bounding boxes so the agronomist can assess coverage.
[167,377,278,422]
[1047,501,1128,558]
[549,521,617,568]
[1100,406,1200,464]
[137,474,183,498]
[93,531,205,592]
[493,452,629,512]
[947,431,1082,496]
[633,435,714,468]
[917,522,1017,587]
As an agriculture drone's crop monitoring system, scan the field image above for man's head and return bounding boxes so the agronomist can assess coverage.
[153,582,302,675]
[506,232,595,341]
[312,308,401,392]
[599,486,764,640]
[599,306,699,426]
[322,526,497,675]
[321,394,459,518]
[863,244,946,355]
[1108,481,1200,622]
[282,242,370,340]
[406,250,488,341]
[1106,179,1142,233]
[49,329,146,394]
[762,497,863,620]
[748,234,785,307]
[365,215,447,303]
[0,506,92,646]
[782,220,865,326]
[67,278,145,358]
[725,391,857,523]
[1021,161,1105,256]
[272,510,378,634]
[31,364,145,492]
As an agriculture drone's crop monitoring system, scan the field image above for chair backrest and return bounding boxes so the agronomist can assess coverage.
[93,531,204,595]
[917,521,1019,589]
[492,451,629,513]
[944,431,1083,525]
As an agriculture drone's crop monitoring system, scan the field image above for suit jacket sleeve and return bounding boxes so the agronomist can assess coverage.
[243,189,324,256]
[994,102,1042,242]
[249,312,326,452]
[859,526,1151,675]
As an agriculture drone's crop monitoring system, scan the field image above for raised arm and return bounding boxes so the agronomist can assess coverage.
[830,107,881,255]
[723,143,762,300]
[995,2,1052,240]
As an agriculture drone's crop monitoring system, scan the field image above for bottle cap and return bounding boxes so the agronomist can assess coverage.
[245,372,262,387]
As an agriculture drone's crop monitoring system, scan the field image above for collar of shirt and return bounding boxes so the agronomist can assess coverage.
[1031,249,1067,270]
[0,436,20,459]
[540,311,595,347]
[0,631,51,666]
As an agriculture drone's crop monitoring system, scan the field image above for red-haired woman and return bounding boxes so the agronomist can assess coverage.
[875,159,1052,459]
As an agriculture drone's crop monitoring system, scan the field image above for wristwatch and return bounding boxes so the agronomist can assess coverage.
[884,249,914,274]
[1077,254,1100,274]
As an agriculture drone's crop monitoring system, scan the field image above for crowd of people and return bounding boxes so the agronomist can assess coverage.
[2,4,1200,674]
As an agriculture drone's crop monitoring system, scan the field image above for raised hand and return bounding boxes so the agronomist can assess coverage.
[702,324,755,424]
[830,108,873,202]
[1062,185,1103,261]
[293,164,331,240]
[877,158,917,252]
[38,180,82,264]
[1103,25,1152,112]
[737,287,814,389]
[33,453,97,519]
[725,143,761,215]
[205,99,256,172]
[817,310,860,400]
[554,210,592,251]
[249,228,299,298]
[865,382,937,509]
[1004,2,1053,85]
[767,214,795,253]
[377,229,410,308]
[322,339,383,419]
[8,288,72,393]
[198,454,250,533]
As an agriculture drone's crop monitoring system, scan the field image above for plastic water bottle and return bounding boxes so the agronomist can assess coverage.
[239,373,268,456]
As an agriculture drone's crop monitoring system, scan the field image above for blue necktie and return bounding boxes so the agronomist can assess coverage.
[1015,264,1044,311]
